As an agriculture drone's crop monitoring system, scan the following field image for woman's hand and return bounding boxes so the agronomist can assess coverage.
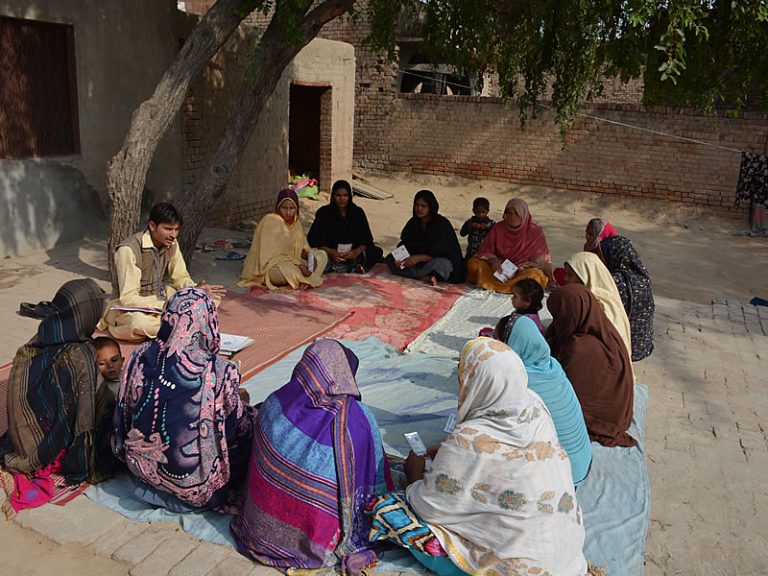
[326,248,344,262]
[198,281,227,298]
[298,264,311,277]
[405,450,427,484]
[487,256,502,273]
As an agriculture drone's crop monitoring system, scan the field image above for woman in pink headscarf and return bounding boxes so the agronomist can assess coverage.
[583,217,617,254]
[467,199,552,294]
[553,217,618,286]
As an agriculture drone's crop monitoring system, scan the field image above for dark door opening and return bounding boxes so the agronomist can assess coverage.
[288,84,323,180]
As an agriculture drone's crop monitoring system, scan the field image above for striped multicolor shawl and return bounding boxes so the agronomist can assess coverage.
[4,279,115,483]
[231,339,391,575]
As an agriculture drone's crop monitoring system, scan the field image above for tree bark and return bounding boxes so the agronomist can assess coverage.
[105,0,256,288]
[179,0,355,260]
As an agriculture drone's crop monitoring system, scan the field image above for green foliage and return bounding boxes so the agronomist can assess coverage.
[386,0,768,125]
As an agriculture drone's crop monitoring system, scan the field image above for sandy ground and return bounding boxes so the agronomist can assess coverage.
[0,173,766,575]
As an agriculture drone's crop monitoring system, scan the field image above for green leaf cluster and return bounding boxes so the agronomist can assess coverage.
[372,0,768,125]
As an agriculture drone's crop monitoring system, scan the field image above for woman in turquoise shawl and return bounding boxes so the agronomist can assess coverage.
[495,313,592,486]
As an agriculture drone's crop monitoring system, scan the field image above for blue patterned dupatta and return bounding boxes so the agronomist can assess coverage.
[113,287,254,510]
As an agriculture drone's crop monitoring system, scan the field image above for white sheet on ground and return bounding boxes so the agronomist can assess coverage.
[405,288,551,358]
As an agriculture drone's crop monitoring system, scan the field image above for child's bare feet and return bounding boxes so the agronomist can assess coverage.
[354,263,366,274]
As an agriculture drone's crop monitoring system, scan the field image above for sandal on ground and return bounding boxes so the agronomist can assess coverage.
[19,301,56,320]
[215,251,245,261]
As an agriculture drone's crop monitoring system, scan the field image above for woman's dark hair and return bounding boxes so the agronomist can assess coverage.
[413,189,439,218]
[331,179,352,197]
[515,279,544,312]
[148,202,182,226]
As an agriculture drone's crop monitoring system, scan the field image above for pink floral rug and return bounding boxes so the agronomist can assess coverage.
[250,264,468,351]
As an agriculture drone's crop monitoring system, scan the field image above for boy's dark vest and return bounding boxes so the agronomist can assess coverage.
[118,232,175,299]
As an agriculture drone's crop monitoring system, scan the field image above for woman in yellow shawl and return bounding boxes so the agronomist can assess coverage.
[238,189,328,290]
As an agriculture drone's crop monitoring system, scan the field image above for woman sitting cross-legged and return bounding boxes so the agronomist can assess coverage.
[546,284,636,448]
[231,339,392,575]
[600,235,655,361]
[368,337,589,576]
[467,198,552,293]
[112,287,256,512]
[308,179,384,274]
[386,189,465,285]
[495,313,592,487]
[238,188,328,290]
[2,279,117,514]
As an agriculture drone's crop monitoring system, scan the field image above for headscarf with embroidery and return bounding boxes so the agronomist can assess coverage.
[406,337,588,576]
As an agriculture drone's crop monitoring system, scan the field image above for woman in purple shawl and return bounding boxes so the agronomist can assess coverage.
[231,339,392,575]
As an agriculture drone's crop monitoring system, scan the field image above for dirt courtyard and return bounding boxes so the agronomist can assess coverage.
[1,174,767,575]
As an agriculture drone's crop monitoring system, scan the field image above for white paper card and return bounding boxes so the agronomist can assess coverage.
[111,305,162,314]
[307,251,315,273]
[391,245,410,267]
[443,413,457,433]
[493,259,519,283]
[337,243,352,254]
[220,333,255,356]
[403,432,427,455]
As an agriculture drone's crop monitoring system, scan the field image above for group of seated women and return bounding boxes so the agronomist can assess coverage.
[3,273,630,575]
[1,183,651,574]
[239,182,654,362]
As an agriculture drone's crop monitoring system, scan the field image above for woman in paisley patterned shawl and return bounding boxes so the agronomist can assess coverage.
[112,287,255,511]
[369,337,588,576]
[600,235,655,361]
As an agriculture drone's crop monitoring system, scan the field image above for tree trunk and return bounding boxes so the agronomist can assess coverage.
[105,0,256,288]
[179,0,355,260]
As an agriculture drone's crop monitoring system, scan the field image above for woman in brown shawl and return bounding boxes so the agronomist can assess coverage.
[546,284,636,448]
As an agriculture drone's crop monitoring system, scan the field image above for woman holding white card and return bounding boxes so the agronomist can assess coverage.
[368,338,590,576]
[385,189,465,285]
[238,188,327,290]
[467,198,552,293]
[308,179,383,274]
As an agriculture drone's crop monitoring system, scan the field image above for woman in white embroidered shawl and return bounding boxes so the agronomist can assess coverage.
[402,338,587,576]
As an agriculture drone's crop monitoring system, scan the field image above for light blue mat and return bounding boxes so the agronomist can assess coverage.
[86,334,649,574]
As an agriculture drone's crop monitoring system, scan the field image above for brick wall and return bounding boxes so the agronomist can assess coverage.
[377,95,767,214]
[182,1,768,215]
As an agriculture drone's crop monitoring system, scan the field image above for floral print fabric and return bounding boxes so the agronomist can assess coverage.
[405,338,588,576]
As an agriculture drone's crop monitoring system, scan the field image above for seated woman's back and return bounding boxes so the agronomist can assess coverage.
[564,251,633,362]
[600,235,655,361]
[5,279,114,485]
[113,287,255,511]
[547,284,636,448]
[406,338,587,576]
[231,339,391,575]
[496,314,592,486]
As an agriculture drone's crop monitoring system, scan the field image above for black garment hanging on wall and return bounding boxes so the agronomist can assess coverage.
[736,152,768,208]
